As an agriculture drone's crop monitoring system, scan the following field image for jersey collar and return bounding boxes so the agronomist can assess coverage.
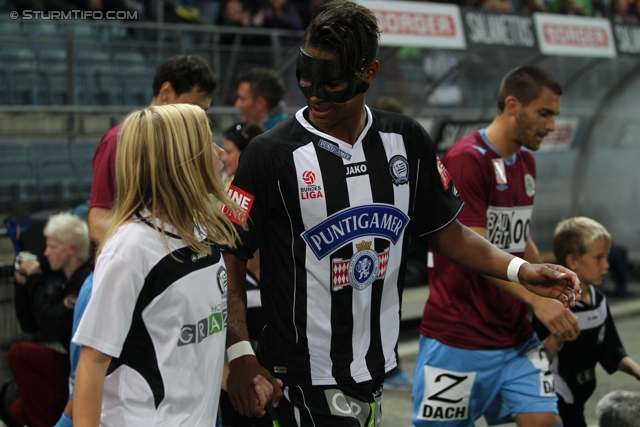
[479,128,517,166]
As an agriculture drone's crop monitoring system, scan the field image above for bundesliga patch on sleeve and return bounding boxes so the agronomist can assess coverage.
[436,155,451,191]
[221,184,254,225]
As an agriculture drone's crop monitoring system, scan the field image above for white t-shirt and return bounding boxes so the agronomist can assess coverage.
[74,214,228,426]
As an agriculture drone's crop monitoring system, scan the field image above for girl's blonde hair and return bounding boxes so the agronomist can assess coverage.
[98,104,242,257]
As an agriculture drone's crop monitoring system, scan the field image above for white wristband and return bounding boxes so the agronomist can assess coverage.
[507,257,529,284]
[227,341,255,362]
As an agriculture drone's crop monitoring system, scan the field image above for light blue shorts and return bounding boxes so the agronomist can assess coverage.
[412,335,558,426]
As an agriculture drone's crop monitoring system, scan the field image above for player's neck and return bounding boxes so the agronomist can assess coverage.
[484,119,519,159]
[311,107,367,146]
[580,282,592,305]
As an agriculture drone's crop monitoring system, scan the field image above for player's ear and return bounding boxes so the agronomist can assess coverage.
[158,82,177,105]
[363,60,379,84]
[256,95,268,112]
[504,95,521,116]
[565,253,580,270]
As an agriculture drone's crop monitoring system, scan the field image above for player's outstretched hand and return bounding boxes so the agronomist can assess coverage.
[227,355,283,417]
[519,263,581,308]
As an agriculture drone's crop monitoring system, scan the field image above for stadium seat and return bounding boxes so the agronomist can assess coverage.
[71,138,99,198]
[37,159,77,202]
[0,21,22,36]
[0,141,37,208]
[30,139,70,161]
[113,51,146,68]
[122,66,154,105]
[8,64,47,105]
[30,140,75,202]
[71,139,99,199]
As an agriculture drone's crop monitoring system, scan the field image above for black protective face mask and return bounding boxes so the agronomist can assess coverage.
[296,47,371,104]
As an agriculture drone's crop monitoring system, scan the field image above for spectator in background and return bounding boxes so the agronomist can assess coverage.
[483,0,513,12]
[550,0,592,16]
[87,54,217,244]
[534,217,640,427]
[5,213,91,427]
[217,0,268,45]
[219,121,270,427]
[613,0,639,23]
[253,0,305,48]
[520,0,548,14]
[597,391,640,427]
[234,68,288,130]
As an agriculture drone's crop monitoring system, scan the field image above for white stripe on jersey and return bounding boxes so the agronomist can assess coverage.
[343,138,375,381]
[293,142,333,382]
[378,131,410,369]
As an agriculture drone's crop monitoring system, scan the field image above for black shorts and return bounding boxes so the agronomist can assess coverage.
[270,376,384,427]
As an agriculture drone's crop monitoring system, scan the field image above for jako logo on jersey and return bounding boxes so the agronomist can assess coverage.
[388,155,409,186]
[300,170,324,200]
[345,162,368,178]
[177,303,226,347]
[191,253,208,262]
[486,206,532,252]
[221,185,254,225]
[318,139,352,160]
[301,204,409,260]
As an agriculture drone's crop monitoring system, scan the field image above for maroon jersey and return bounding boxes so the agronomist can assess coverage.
[89,123,122,210]
[421,129,536,349]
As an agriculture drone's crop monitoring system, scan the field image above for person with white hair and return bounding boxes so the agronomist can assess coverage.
[3,213,92,427]
[597,390,640,427]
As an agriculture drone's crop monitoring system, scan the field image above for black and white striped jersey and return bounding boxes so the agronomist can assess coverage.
[226,106,463,386]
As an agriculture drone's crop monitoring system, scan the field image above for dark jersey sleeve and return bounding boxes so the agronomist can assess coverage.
[599,304,627,374]
[443,145,491,229]
[221,136,280,259]
[411,123,464,236]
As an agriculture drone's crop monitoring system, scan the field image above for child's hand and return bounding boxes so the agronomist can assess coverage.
[253,374,283,409]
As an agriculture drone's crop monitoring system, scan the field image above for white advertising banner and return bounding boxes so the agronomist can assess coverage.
[533,13,616,58]
[358,0,466,49]
[539,117,580,151]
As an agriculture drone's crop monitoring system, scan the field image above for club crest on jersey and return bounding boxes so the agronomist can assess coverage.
[301,204,409,260]
[221,185,254,225]
[318,139,352,160]
[332,242,389,291]
[388,155,409,186]
[524,173,536,197]
[300,170,324,200]
[217,266,228,296]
